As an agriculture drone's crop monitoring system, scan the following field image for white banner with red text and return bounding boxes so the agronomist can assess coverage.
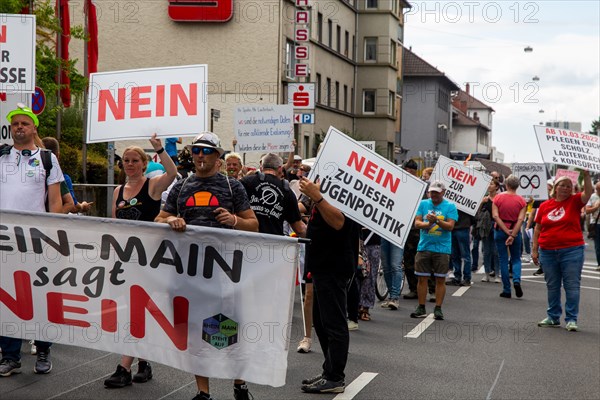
[308,126,426,249]
[533,125,600,173]
[86,65,208,143]
[430,155,490,216]
[0,210,298,387]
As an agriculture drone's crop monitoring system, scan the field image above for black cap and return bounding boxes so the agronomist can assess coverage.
[403,159,418,170]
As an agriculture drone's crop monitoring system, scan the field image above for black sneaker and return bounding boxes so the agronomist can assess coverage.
[0,359,21,377]
[410,305,427,318]
[403,291,418,300]
[499,292,511,298]
[533,268,544,276]
[514,283,523,298]
[445,279,463,286]
[132,361,152,383]
[433,306,444,320]
[104,365,132,388]
[301,378,345,393]
[302,374,323,385]
[34,349,52,374]
[192,391,213,400]
[234,383,254,400]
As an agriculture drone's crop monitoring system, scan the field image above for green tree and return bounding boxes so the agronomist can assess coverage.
[591,118,600,135]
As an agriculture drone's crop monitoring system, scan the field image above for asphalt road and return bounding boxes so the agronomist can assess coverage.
[2,239,599,400]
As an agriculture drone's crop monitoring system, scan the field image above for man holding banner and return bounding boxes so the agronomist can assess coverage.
[0,105,64,377]
[155,132,258,400]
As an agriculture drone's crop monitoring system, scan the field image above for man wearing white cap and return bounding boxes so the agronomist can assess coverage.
[411,181,458,320]
[0,104,64,377]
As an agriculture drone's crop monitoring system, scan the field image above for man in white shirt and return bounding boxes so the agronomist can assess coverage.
[585,182,600,270]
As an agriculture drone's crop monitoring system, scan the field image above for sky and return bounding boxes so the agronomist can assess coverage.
[403,0,600,163]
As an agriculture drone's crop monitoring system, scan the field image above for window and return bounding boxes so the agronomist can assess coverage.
[352,35,356,60]
[304,136,310,159]
[437,88,449,111]
[335,81,340,109]
[285,40,294,79]
[336,25,341,52]
[316,73,322,103]
[351,88,355,113]
[345,31,349,56]
[478,131,488,146]
[365,37,377,62]
[392,0,399,15]
[437,126,448,143]
[388,91,395,115]
[343,85,348,112]
[396,77,402,94]
[317,13,323,42]
[326,78,332,107]
[328,19,333,47]
[366,0,378,9]
[363,90,375,113]
[390,40,397,66]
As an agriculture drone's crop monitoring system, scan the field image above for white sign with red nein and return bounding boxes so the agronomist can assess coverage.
[86,65,208,143]
[0,14,36,93]
[533,125,600,173]
[430,155,490,216]
[308,126,427,248]
[288,83,315,110]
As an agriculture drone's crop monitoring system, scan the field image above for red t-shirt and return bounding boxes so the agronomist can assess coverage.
[534,193,585,250]
[493,192,526,229]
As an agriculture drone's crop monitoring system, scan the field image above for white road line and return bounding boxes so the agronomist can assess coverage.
[486,359,505,400]
[404,314,436,338]
[452,286,471,296]
[333,372,378,400]
[521,277,599,291]
[158,380,196,400]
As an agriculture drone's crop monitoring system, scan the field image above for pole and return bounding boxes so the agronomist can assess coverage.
[82,0,89,183]
[56,0,62,140]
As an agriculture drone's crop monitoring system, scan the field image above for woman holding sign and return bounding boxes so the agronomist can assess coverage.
[532,171,593,332]
[104,133,177,388]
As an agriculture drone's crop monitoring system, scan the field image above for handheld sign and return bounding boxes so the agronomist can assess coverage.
[533,125,600,173]
[86,65,208,143]
[308,126,426,249]
[0,14,36,93]
[555,168,580,187]
[234,104,293,153]
[430,155,490,216]
[512,163,548,201]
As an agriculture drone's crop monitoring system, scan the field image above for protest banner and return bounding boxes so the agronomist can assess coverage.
[533,125,600,173]
[234,104,293,153]
[308,126,426,248]
[430,155,490,216]
[555,168,581,187]
[512,163,548,201]
[0,210,298,387]
[86,65,208,143]
[1,91,31,145]
[0,14,36,93]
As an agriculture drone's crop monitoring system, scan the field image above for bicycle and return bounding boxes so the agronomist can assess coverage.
[375,260,405,300]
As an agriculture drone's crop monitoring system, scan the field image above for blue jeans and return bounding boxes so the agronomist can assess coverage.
[539,246,584,323]
[482,233,499,275]
[451,228,472,282]
[0,337,51,362]
[594,223,600,266]
[471,236,480,269]
[494,230,522,293]
[380,238,404,299]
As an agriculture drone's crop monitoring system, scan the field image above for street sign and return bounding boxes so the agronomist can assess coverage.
[294,113,314,124]
[288,83,315,110]
[31,86,46,115]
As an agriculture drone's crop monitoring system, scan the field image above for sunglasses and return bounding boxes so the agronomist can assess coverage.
[191,147,217,155]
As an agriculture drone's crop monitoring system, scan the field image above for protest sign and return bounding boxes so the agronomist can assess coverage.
[308,126,426,248]
[234,104,293,152]
[512,163,548,201]
[533,125,600,173]
[430,155,490,216]
[0,91,31,145]
[86,65,208,143]
[555,168,580,187]
[0,210,298,387]
[0,14,36,93]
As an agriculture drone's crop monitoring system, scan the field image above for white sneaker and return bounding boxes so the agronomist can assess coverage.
[30,340,37,355]
[297,337,312,353]
[494,277,501,283]
[347,320,359,331]
[481,274,490,282]
[380,300,390,308]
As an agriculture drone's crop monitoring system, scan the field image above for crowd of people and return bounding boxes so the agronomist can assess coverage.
[1,103,599,399]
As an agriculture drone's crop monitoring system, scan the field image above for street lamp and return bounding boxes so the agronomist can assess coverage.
[532,76,540,81]
[524,46,533,53]
[539,109,545,113]
[210,108,220,132]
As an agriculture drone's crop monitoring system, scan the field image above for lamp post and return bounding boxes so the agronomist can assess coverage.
[210,109,220,132]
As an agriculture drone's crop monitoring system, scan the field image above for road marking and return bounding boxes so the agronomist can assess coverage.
[486,359,505,400]
[404,314,436,338]
[452,286,471,296]
[333,372,378,400]
[521,277,599,291]
[158,380,196,400]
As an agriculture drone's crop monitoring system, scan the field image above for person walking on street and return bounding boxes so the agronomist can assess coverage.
[585,181,600,270]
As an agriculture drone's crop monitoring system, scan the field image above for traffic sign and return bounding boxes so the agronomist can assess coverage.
[294,113,314,124]
[31,86,46,115]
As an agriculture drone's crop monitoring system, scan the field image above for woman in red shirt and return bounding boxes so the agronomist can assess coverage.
[532,171,593,332]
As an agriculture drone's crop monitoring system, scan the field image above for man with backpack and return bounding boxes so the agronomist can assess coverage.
[0,104,64,377]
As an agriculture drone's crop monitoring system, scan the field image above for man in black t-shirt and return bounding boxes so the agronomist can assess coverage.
[241,153,306,237]
[298,175,360,395]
